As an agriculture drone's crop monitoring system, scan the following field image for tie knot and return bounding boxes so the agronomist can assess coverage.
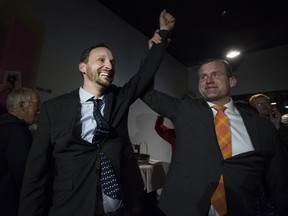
[212,105,226,112]
[89,97,104,111]
[95,99,103,109]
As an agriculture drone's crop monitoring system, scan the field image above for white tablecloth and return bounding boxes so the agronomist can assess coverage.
[139,161,167,193]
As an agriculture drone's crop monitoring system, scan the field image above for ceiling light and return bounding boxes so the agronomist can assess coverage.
[226,50,241,58]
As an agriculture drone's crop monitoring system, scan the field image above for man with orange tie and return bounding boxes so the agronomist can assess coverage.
[142,58,288,216]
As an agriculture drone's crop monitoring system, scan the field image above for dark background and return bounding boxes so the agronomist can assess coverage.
[97,0,288,68]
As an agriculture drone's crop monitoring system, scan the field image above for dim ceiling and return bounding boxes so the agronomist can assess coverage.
[97,0,288,68]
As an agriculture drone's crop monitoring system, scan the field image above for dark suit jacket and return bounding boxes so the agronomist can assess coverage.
[142,91,288,216]
[18,30,169,216]
[0,113,32,216]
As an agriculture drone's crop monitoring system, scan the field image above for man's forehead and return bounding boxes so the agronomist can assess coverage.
[253,97,269,102]
[199,61,225,73]
[90,47,112,55]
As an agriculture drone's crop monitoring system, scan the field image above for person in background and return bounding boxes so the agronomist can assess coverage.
[0,87,40,216]
[154,115,176,159]
[142,58,288,216]
[249,93,281,128]
[249,93,288,157]
[281,113,288,126]
[18,10,175,216]
[280,113,288,153]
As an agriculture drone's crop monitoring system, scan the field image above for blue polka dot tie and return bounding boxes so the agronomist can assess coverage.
[90,98,120,199]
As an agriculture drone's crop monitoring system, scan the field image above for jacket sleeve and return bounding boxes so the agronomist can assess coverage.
[120,30,170,103]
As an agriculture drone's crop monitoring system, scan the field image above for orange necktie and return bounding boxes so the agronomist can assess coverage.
[211,105,232,216]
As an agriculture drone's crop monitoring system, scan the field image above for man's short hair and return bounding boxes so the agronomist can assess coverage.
[80,43,111,63]
[197,58,233,77]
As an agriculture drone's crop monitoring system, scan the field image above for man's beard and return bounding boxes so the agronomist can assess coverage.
[87,68,113,87]
[95,78,111,87]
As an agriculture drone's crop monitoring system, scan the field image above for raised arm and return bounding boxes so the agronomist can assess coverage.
[148,9,175,49]
[123,10,175,102]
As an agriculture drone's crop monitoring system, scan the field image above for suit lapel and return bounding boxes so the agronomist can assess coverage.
[67,89,82,138]
[103,92,113,122]
[238,109,261,151]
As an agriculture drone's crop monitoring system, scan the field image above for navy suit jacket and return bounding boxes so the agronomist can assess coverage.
[142,91,288,216]
[18,30,169,216]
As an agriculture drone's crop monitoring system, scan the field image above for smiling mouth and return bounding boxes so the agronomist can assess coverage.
[100,72,111,79]
[205,86,217,90]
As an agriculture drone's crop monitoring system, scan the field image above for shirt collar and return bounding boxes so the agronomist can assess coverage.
[79,87,104,102]
[207,98,236,112]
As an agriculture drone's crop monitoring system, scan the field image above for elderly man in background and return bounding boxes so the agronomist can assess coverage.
[0,87,40,216]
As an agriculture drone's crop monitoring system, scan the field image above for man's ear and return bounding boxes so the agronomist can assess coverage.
[18,101,26,112]
[229,76,237,87]
[79,62,86,75]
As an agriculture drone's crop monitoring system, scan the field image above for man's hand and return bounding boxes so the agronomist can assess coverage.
[148,9,175,49]
[159,9,175,31]
[148,30,162,49]
[270,108,281,129]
